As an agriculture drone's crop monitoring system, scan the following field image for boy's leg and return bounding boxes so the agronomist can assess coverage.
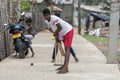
[70,47,79,62]
[30,47,35,57]
[70,47,75,57]
[57,47,70,72]
[57,29,74,73]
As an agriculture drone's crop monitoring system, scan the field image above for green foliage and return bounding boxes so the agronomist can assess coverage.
[82,35,108,42]
[20,0,30,11]
[117,53,120,59]
[83,35,120,43]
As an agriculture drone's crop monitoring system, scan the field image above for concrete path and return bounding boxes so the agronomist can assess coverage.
[0,30,120,80]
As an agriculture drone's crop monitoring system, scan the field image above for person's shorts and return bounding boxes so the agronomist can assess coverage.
[24,34,34,41]
[63,29,74,48]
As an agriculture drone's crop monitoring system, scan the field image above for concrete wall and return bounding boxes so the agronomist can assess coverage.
[0,24,12,61]
[56,4,74,25]
[37,2,74,26]
[0,1,12,61]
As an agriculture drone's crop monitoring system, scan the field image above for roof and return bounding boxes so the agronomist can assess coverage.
[36,0,43,3]
[75,4,110,13]
[24,0,43,3]
[90,13,109,21]
[47,6,63,12]
[81,5,110,13]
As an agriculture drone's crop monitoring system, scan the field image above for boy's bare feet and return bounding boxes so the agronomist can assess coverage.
[74,57,79,62]
[56,66,63,70]
[31,53,34,57]
[51,59,55,63]
[57,67,68,74]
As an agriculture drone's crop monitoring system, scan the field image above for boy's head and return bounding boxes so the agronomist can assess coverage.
[26,17,32,25]
[42,8,51,21]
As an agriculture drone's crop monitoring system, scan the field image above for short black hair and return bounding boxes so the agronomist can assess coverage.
[26,17,32,23]
[42,8,51,15]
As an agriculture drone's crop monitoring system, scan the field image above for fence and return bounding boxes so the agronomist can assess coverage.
[0,0,48,61]
[0,0,13,61]
[0,0,56,61]
[31,3,47,33]
[0,24,12,61]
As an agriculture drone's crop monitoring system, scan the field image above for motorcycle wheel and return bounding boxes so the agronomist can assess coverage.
[18,46,25,59]
[15,38,25,59]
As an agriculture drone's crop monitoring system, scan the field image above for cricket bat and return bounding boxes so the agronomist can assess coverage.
[57,42,65,56]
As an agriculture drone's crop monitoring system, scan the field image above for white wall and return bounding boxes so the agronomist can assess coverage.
[54,0,73,4]
[53,0,64,4]
[74,0,78,4]
[64,0,73,4]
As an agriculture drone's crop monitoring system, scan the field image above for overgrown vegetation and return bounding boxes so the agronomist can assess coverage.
[82,35,108,42]
[20,0,30,11]
[82,34,120,43]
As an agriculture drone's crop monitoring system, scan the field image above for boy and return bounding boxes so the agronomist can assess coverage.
[24,17,35,57]
[43,8,74,74]
[51,33,78,63]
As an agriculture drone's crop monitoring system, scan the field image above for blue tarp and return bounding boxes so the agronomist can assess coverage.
[90,13,109,21]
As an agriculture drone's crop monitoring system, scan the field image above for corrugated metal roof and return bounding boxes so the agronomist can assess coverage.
[75,4,110,13]
[47,5,63,12]
[36,0,43,3]
[81,5,110,13]
[24,0,43,3]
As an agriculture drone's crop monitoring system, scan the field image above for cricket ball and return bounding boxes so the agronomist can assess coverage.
[30,63,34,66]
[51,36,55,40]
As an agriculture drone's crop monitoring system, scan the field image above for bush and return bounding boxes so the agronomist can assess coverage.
[21,0,30,11]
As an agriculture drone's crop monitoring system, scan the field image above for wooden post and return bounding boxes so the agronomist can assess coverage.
[78,0,81,35]
[9,0,13,24]
[107,0,120,63]
[17,0,21,19]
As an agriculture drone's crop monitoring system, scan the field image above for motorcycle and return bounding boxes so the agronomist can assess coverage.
[6,23,31,59]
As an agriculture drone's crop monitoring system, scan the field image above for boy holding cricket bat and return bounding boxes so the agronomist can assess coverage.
[51,34,79,63]
[43,8,75,74]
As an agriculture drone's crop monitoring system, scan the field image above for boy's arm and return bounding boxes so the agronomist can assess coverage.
[23,26,31,32]
[54,23,62,41]
[54,23,62,36]
[49,28,54,33]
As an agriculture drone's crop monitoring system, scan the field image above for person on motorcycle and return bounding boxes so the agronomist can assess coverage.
[23,17,35,57]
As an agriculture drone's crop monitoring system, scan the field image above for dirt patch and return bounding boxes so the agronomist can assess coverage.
[93,42,120,59]
[92,42,108,57]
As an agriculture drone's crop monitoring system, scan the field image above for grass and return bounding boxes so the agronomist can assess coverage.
[82,35,108,43]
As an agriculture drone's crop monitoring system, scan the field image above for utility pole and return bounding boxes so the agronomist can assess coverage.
[78,0,81,35]
[17,0,21,19]
[107,0,120,63]
[9,0,13,24]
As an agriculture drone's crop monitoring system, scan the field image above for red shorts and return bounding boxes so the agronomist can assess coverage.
[63,29,74,48]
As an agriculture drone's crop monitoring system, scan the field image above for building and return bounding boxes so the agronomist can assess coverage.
[73,0,110,27]
[52,0,74,24]
[53,0,73,4]
[25,0,74,25]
